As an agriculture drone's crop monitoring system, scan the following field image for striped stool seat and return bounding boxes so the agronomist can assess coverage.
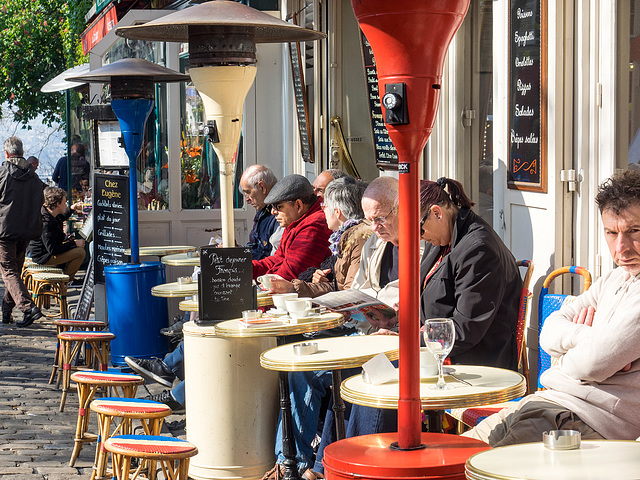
[31,271,70,318]
[23,265,63,293]
[68,370,144,467]
[50,319,107,386]
[104,435,198,480]
[90,398,172,480]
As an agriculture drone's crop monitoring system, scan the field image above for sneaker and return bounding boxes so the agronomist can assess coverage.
[146,389,184,414]
[124,357,176,388]
[16,306,43,327]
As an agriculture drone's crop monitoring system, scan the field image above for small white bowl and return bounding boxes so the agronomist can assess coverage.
[543,430,581,450]
[293,342,318,356]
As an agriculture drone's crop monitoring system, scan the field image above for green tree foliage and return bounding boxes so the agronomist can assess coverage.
[0,0,92,126]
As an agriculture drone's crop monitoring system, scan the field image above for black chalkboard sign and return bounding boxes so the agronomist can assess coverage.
[289,41,314,163]
[93,173,130,283]
[508,0,547,192]
[74,260,94,320]
[359,30,399,170]
[197,246,254,324]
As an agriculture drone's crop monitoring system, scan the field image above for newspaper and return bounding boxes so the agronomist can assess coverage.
[313,288,396,325]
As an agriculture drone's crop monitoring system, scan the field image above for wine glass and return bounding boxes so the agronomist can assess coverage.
[424,318,455,389]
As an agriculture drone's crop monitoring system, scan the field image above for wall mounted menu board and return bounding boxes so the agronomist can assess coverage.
[508,0,547,192]
[359,31,398,170]
[289,41,314,163]
[197,246,254,324]
[93,173,130,283]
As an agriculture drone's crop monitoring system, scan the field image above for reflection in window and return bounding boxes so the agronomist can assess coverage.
[477,0,493,223]
[103,38,170,211]
[629,2,640,167]
[179,50,244,210]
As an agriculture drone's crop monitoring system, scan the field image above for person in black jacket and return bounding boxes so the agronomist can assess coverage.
[0,137,44,327]
[29,187,85,284]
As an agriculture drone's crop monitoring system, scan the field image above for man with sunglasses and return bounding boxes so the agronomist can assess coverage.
[252,174,332,281]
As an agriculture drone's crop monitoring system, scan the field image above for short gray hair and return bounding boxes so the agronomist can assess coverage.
[325,169,348,181]
[4,137,23,157]
[324,176,368,221]
[244,164,278,190]
[362,176,399,209]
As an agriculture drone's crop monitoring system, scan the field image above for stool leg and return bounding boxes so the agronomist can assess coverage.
[59,340,72,412]
[178,459,191,480]
[91,414,113,480]
[69,383,98,467]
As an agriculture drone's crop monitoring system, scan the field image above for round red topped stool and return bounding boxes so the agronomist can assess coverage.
[50,319,107,386]
[90,397,172,480]
[104,435,198,480]
[323,433,490,480]
[68,370,144,467]
[58,330,116,412]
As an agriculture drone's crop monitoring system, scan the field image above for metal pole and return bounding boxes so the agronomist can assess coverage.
[65,90,72,208]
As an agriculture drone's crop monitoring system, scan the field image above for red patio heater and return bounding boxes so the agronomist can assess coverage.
[323,1,489,479]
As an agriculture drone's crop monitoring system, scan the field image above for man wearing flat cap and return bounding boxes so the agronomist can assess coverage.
[252,174,332,281]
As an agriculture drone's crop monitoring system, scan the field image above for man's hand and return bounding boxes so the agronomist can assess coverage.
[572,305,595,326]
[75,239,85,248]
[365,308,398,330]
[268,278,295,294]
[312,268,332,284]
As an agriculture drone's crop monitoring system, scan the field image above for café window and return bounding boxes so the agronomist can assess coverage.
[103,38,170,211]
[178,48,245,210]
[628,1,640,167]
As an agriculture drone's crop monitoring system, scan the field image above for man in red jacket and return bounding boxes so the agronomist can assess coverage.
[253,174,331,281]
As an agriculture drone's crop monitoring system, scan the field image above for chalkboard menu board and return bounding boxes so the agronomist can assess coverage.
[359,31,398,170]
[74,261,94,320]
[94,173,130,283]
[508,0,547,192]
[289,41,314,163]
[197,246,254,324]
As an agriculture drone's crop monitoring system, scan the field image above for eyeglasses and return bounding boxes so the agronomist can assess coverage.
[419,206,432,236]
[370,205,397,226]
[272,200,294,212]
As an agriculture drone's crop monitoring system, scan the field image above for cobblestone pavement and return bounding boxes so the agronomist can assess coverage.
[0,280,186,479]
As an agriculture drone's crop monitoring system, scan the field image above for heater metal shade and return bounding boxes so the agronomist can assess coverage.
[115,0,326,44]
[66,58,189,84]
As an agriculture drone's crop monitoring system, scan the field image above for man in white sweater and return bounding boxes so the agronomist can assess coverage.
[466,169,640,446]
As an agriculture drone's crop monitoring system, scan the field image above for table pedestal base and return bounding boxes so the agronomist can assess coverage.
[323,432,490,480]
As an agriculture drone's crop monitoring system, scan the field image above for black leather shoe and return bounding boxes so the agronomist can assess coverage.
[2,310,12,324]
[17,306,43,328]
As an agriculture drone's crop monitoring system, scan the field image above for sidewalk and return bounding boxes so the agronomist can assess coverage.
[0,278,185,479]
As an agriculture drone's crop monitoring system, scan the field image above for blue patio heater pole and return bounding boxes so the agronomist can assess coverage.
[110,98,154,265]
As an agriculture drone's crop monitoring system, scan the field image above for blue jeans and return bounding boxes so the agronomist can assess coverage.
[163,342,186,406]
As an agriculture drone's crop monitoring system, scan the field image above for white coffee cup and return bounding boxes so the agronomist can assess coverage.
[242,310,262,320]
[257,274,281,289]
[272,293,298,312]
[286,298,313,318]
[420,347,438,377]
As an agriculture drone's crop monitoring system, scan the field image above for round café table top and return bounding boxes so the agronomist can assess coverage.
[176,292,272,311]
[260,335,399,372]
[124,246,196,257]
[161,252,200,267]
[151,281,198,298]
[197,312,343,338]
[465,440,640,480]
[341,365,526,410]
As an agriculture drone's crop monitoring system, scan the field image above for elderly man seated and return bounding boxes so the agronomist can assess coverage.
[262,177,401,480]
[253,174,332,281]
[464,169,640,446]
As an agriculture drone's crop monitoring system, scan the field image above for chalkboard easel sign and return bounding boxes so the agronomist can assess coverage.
[74,260,94,320]
[93,173,130,283]
[289,41,314,163]
[197,246,254,325]
[359,30,399,171]
[507,0,547,192]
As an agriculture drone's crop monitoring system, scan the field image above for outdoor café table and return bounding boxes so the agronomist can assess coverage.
[124,245,196,259]
[260,335,400,441]
[340,365,526,432]
[183,313,343,480]
[465,440,640,480]
[150,281,198,298]
[161,252,201,267]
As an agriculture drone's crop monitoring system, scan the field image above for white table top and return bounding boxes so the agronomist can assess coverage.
[341,365,526,410]
[151,281,198,298]
[465,440,640,480]
[260,335,399,372]
[161,252,200,266]
[212,312,344,338]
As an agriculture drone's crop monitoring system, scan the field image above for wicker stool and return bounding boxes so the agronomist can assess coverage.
[58,331,115,412]
[50,319,107,386]
[22,265,63,294]
[69,371,144,467]
[104,435,197,480]
[31,271,70,317]
[90,398,172,480]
